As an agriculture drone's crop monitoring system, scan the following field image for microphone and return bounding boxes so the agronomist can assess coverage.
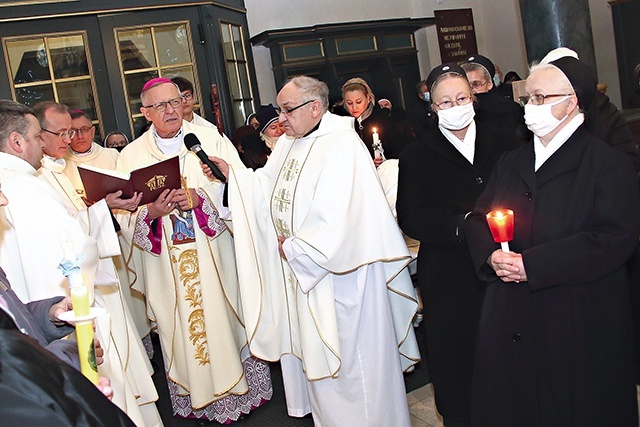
[184,133,227,183]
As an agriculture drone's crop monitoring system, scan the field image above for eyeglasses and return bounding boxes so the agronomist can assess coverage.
[518,93,573,107]
[71,126,93,136]
[470,81,488,90]
[433,96,472,110]
[279,99,315,116]
[42,128,76,140]
[142,97,183,112]
[181,92,194,102]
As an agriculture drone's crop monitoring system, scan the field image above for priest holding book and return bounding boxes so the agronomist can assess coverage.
[116,77,272,424]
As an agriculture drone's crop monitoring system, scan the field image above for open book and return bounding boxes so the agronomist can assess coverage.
[77,156,181,205]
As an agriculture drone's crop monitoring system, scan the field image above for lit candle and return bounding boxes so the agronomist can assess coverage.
[372,127,380,144]
[485,209,514,252]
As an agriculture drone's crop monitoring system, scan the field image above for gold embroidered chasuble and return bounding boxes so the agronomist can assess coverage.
[117,121,250,409]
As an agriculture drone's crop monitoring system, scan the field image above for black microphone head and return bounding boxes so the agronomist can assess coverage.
[184,133,201,151]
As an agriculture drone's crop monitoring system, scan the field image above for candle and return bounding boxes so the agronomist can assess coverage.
[372,127,380,144]
[59,239,99,384]
[486,209,514,252]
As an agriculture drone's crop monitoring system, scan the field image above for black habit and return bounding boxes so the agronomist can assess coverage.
[397,123,521,423]
[464,126,640,426]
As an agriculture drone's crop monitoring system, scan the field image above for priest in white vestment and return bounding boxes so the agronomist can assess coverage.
[63,109,150,341]
[207,76,420,427]
[31,101,161,427]
[116,78,272,423]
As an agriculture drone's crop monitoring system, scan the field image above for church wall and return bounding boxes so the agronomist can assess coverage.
[244,0,622,107]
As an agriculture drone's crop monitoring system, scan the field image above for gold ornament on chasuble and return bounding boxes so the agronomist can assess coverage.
[172,248,210,366]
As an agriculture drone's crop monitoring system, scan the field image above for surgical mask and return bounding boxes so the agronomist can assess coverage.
[421,92,431,102]
[437,102,475,130]
[524,96,570,137]
[493,73,501,87]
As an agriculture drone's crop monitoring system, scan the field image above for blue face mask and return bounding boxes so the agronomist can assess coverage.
[493,73,501,87]
[422,92,431,102]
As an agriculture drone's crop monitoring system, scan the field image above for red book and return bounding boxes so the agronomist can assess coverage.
[78,156,181,205]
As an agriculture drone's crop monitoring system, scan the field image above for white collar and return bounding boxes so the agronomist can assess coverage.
[534,113,584,171]
[439,120,477,164]
[152,125,183,155]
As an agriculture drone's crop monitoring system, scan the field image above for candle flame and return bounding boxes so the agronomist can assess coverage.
[372,127,377,133]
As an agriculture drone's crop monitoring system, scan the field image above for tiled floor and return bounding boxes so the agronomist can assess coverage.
[407,383,443,427]
[407,384,640,427]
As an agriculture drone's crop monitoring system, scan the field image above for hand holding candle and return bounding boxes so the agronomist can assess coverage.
[58,238,99,384]
[486,209,514,252]
[372,127,385,161]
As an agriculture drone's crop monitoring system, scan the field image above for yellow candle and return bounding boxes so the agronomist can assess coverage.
[70,284,90,318]
[75,320,99,384]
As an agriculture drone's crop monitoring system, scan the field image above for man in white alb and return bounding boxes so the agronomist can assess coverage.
[206,75,420,427]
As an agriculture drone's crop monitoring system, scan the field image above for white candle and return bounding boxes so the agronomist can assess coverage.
[372,127,380,144]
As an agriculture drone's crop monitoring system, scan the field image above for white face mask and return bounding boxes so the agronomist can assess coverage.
[524,96,570,137]
[437,102,475,130]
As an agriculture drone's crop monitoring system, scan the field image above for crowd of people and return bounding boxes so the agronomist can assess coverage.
[0,45,639,427]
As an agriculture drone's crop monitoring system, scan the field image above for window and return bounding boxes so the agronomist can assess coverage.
[115,22,200,137]
[3,32,103,138]
[220,22,254,128]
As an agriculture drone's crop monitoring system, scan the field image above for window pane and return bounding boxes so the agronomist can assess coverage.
[118,28,156,71]
[126,71,158,111]
[221,25,233,59]
[226,63,240,99]
[6,38,50,84]
[15,84,54,106]
[244,100,254,118]
[49,35,89,79]
[57,79,96,118]
[163,66,198,100]
[232,26,244,61]
[237,63,251,96]
[133,116,151,139]
[156,24,191,67]
[231,101,245,127]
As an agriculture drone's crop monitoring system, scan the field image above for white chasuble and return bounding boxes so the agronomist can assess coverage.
[64,144,151,340]
[37,155,161,427]
[117,121,252,410]
[228,112,420,427]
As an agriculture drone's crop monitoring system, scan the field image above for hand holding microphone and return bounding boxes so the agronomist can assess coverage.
[184,133,227,182]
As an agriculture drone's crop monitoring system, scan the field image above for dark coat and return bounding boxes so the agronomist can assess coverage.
[464,126,640,427]
[474,90,531,141]
[397,123,522,423]
[0,329,135,427]
[353,106,409,159]
[0,267,78,368]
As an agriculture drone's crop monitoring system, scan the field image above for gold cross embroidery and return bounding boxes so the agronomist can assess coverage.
[275,219,291,238]
[282,159,300,181]
[287,272,297,294]
[273,188,291,212]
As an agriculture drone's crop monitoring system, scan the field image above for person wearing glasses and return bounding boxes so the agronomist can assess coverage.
[396,63,523,427]
[117,77,272,424]
[202,75,420,426]
[171,76,216,130]
[30,101,162,426]
[63,110,120,197]
[0,100,161,425]
[464,56,640,426]
[462,54,529,141]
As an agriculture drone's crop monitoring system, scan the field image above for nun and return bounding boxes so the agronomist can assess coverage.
[396,63,522,427]
[464,56,640,426]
